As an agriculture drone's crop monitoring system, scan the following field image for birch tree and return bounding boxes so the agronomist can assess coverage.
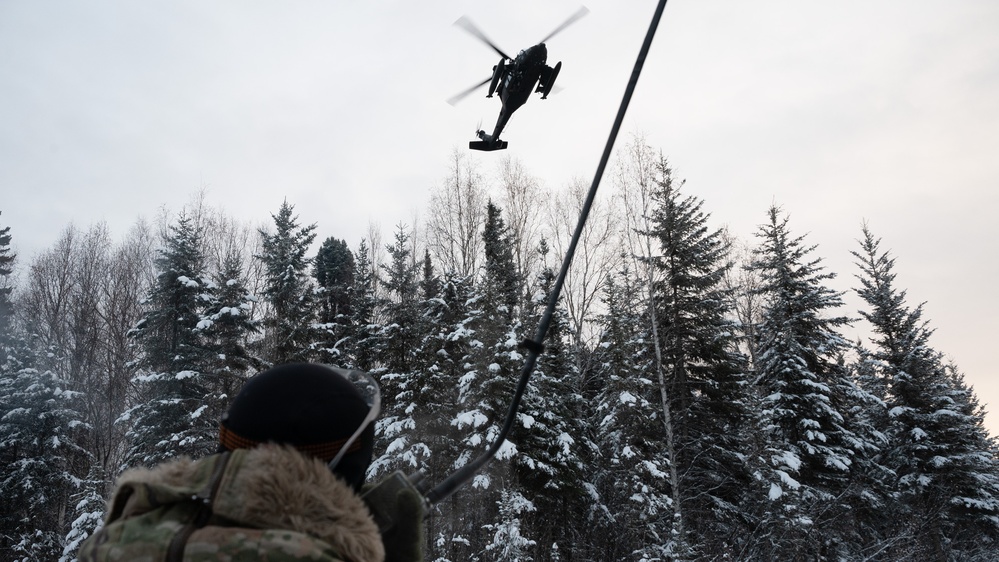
[427,149,487,279]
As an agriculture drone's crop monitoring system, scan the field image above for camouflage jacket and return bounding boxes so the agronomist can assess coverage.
[79,444,385,562]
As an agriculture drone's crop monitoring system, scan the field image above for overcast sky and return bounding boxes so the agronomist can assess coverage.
[2,0,997,433]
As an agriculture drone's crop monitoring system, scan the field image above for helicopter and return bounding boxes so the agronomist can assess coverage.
[448,7,589,151]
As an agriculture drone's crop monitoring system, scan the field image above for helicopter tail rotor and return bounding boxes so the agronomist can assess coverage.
[469,130,508,151]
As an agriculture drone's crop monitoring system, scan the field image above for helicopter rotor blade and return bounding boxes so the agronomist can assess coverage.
[454,16,512,60]
[537,6,590,44]
[447,76,492,106]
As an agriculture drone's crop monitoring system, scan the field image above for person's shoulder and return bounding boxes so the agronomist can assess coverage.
[80,448,385,562]
[216,445,386,562]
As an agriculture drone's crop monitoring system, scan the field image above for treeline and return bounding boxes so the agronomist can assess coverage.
[1,141,998,561]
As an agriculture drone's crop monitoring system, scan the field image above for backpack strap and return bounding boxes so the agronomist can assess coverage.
[166,451,232,561]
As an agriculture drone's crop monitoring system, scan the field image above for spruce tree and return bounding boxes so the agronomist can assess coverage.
[418,269,479,561]
[256,200,318,364]
[450,202,524,559]
[640,161,757,557]
[380,225,420,374]
[0,367,85,560]
[460,203,523,459]
[312,237,355,365]
[514,244,587,560]
[419,249,441,302]
[60,464,106,562]
[0,211,14,346]
[840,345,896,557]
[591,262,674,561]
[346,239,382,372]
[314,236,355,324]
[483,201,521,322]
[748,205,868,559]
[853,226,999,559]
[370,225,424,480]
[198,252,260,408]
[939,365,999,558]
[125,212,215,465]
[482,489,538,561]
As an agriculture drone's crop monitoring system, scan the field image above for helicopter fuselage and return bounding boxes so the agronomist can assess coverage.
[454,8,587,152]
[472,43,559,151]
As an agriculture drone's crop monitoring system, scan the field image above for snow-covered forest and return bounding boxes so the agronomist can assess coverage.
[2,140,998,561]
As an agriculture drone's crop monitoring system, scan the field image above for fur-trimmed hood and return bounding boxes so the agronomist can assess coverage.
[95,444,385,562]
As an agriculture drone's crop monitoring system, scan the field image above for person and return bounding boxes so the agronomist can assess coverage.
[79,363,425,562]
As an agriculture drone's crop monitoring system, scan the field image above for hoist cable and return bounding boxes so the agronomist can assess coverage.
[426,0,670,505]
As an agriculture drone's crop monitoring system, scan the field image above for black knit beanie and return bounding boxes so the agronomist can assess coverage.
[220,363,376,490]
